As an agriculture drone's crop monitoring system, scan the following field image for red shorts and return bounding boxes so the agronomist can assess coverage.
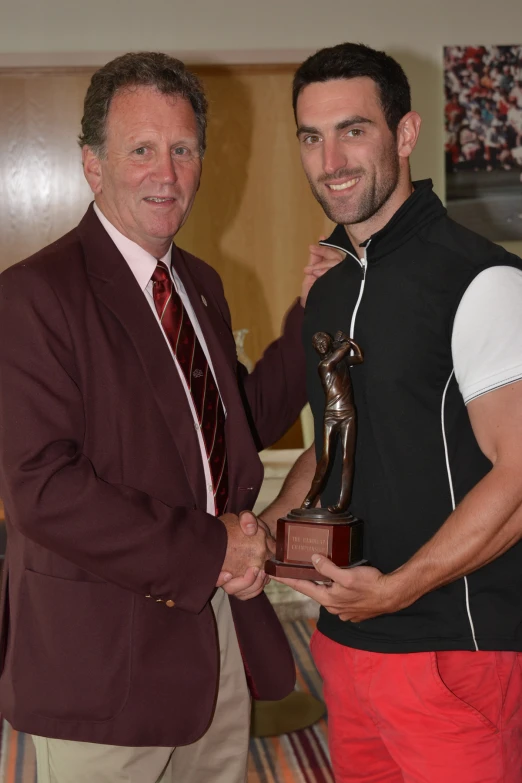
[311,630,522,782]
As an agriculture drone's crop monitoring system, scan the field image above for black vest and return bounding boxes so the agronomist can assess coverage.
[304,180,522,652]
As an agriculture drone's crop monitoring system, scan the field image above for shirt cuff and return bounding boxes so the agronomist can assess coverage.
[461,363,522,404]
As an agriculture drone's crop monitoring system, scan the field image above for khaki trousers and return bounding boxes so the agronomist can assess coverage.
[32,589,250,783]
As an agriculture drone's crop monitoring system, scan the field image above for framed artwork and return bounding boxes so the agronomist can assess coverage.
[444,45,522,241]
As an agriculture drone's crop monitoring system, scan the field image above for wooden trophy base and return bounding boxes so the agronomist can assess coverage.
[265,508,366,582]
[265,558,368,581]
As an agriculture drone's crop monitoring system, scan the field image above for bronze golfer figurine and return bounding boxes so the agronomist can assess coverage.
[302,331,363,513]
[265,330,367,581]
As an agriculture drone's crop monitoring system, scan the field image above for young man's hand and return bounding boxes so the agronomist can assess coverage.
[273,555,398,622]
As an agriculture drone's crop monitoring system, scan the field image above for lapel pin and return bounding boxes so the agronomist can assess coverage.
[201,295,208,306]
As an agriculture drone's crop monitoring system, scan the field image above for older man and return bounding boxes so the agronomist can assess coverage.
[0,52,337,783]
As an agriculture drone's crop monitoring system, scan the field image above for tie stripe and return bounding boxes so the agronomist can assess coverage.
[152,261,228,515]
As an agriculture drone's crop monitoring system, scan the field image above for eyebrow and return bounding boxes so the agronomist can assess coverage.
[127,137,196,149]
[296,115,374,137]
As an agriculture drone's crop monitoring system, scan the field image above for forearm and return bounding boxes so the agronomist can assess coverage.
[324,343,352,371]
[241,300,306,449]
[260,444,316,535]
[386,463,522,611]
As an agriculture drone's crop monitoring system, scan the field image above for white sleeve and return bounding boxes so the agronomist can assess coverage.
[452,265,522,404]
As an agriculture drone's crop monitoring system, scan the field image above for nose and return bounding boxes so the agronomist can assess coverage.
[153,151,178,184]
[323,139,348,176]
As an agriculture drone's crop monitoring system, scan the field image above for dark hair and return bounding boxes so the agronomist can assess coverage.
[78,51,208,156]
[292,43,411,132]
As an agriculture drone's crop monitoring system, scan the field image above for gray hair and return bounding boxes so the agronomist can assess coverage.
[78,51,208,157]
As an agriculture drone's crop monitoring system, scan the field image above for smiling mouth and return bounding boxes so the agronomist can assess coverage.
[144,197,175,203]
[326,177,361,192]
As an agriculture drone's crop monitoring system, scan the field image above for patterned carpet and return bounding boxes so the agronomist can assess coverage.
[0,619,332,783]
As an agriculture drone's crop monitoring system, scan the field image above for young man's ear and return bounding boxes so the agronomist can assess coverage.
[82,146,103,194]
[396,111,422,159]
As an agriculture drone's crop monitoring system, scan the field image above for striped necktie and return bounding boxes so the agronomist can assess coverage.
[152,261,228,515]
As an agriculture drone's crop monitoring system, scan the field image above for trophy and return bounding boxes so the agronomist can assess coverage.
[265,331,367,581]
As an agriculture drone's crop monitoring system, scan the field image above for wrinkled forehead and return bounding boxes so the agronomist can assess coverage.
[105,86,198,140]
[296,77,384,129]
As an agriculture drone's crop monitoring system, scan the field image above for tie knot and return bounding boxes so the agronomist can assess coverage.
[152,261,170,285]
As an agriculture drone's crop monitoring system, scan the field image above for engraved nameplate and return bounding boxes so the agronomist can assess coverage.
[285,523,330,564]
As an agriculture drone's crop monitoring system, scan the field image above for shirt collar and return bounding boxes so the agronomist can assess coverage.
[93,202,172,290]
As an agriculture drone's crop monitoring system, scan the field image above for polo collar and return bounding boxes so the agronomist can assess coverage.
[320,179,447,262]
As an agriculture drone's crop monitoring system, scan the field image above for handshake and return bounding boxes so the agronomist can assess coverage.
[216,511,276,601]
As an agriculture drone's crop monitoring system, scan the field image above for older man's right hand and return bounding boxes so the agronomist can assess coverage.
[216,511,275,599]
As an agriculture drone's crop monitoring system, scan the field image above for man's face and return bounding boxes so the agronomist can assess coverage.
[296,78,400,228]
[83,86,202,256]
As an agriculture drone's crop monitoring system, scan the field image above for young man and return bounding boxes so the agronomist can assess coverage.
[265,43,522,782]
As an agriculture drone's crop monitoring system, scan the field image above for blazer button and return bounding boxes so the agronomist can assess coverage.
[166,599,175,608]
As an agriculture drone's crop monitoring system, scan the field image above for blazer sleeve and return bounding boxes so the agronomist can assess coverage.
[239,300,307,450]
[0,264,226,614]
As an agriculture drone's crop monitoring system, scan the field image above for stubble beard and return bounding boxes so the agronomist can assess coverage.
[308,146,401,228]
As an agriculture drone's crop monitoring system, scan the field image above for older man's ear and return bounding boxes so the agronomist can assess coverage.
[82,146,103,194]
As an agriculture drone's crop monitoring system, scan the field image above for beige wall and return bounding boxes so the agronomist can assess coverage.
[0,0,518,56]
[2,0,521,257]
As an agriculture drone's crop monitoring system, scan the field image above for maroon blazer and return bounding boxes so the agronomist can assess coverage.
[0,205,306,746]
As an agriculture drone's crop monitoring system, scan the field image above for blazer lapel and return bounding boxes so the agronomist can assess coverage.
[77,206,206,506]
[172,246,263,500]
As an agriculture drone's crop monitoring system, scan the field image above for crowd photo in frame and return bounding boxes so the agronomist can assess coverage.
[444,45,522,241]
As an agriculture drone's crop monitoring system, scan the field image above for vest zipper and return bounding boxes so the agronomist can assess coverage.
[349,241,370,340]
[318,237,371,340]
